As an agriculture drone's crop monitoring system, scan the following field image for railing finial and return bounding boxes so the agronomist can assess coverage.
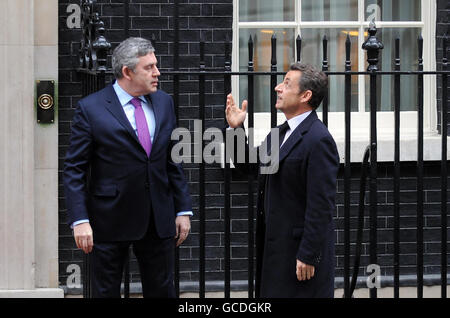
[362,22,384,72]
[78,0,110,72]
[92,19,111,72]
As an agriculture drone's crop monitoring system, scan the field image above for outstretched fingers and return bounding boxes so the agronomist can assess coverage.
[241,99,248,112]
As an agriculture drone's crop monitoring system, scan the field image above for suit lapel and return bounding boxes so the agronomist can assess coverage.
[278,111,318,163]
[145,93,162,147]
[103,84,141,147]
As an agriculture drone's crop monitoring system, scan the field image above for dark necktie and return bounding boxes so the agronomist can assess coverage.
[278,121,290,148]
[130,97,152,157]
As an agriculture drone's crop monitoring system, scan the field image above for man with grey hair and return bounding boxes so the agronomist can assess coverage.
[226,63,339,297]
[64,37,192,298]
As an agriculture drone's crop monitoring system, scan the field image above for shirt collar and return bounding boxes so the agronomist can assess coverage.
[286,110,312,132]
[113,81,147,107]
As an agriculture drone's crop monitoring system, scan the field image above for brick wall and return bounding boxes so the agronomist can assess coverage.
[333,162,450,280]
[58,0,449,292]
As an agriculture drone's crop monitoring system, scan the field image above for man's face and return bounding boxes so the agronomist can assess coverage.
[275,70,304,114]
[128,52,160,95]
[275,71,311,116]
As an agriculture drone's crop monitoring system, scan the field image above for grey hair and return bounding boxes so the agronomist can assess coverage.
[289,63,328,109]
[112,37,155,79]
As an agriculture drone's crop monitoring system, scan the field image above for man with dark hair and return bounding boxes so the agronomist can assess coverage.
[64,37,192,298]
[226,62,339,298]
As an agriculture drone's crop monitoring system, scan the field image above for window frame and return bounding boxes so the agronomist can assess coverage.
[232,0,439,161]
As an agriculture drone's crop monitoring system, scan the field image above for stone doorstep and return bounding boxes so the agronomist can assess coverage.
[0,288,64,298]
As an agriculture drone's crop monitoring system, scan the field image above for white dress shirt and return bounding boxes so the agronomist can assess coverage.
[280,111,312,147]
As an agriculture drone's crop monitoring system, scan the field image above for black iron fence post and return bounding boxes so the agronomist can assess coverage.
[199,38,206,299]
[173,0,180,123]
[343,33,351,298]
[322,35,329,127]
[440,36,448,298]
[223,40,232,299]
[93,19,110,90]
[362,22,383,299]
[349,146,371,297]
[124,0,129,39]
[393,36,401,299]
[173,0,181,297]
[83,253,91,298]
[417,35,424,299]
[270,34,277,128]
[123,250,130,298]
[247,35,255,298]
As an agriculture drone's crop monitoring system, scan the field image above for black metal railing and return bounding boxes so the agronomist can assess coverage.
[72,0,449,299]
[349,146,371,297]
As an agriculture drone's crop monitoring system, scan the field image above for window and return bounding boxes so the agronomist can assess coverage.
[232,0,438,161]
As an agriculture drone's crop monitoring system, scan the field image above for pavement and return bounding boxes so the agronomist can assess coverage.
[64,286,449,298]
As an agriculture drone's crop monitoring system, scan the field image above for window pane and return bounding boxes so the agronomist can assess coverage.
[239,0,295,22]
[300,28,359,112]
[365,0,421,22]
[239,28,296,112]
[364,28,421,111]
[301,0,358,21]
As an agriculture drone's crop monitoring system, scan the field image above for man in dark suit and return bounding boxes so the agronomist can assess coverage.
[226,63,339,298]
[63,37,192,298]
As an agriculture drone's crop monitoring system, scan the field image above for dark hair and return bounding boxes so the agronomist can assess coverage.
[289,63,328,109]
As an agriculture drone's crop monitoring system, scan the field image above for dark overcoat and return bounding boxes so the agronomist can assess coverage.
[234,110,339,298]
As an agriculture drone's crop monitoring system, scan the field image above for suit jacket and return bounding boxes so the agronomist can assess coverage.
[63,84,192,242]
[233,110,339,298]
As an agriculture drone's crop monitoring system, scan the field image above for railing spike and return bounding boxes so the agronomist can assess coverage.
[296,34,302,62]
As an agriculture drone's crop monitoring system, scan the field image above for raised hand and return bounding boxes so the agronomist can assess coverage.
[225,93,247,128]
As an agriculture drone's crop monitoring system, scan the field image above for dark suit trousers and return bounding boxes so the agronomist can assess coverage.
[90,216,176,298]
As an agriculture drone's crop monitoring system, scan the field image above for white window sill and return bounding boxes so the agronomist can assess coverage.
[333,131,449,163]
[243,112,449,164]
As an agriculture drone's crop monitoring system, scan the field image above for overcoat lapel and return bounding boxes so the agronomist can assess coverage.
[278,111,318,163]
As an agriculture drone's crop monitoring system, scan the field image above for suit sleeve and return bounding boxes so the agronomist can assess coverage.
[296,136,339,267]
[63,101,93,227]
[166,97,193,214]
